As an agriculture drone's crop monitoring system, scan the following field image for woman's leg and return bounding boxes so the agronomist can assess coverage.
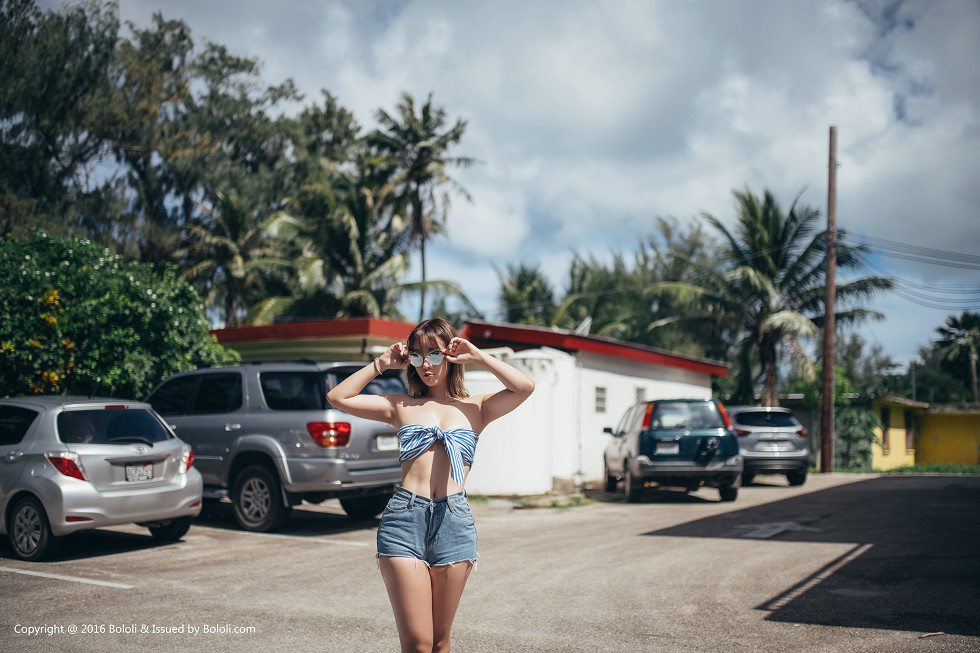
[429,561,474,653]
[380,556,435,653]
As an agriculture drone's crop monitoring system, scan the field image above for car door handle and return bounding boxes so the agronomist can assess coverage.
[5,450,23,462]
[225,423,242,432]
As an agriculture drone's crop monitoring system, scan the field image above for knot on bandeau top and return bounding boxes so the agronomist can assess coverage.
[397,424,479,485]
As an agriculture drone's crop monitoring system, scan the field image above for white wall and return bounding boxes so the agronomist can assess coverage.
[463,348,575,495]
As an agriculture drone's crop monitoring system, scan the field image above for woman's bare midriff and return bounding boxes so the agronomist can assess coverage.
[399,444,469,499]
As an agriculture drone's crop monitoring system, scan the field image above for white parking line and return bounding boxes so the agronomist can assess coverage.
[192,525,370,546]
[0,566,134,589]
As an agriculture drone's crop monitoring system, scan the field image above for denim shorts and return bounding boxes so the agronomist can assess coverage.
[377,487,478,567]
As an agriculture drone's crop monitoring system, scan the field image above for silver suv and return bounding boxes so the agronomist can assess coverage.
[146,360,404,531]
[725,406,809,486]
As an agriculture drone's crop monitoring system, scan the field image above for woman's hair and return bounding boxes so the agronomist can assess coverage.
[405,317,469,399]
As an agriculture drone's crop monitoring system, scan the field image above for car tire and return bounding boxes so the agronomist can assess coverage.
[9,496,60,562]
[340,494,392,520]
[787,469,808,486]
[624,462,643,503]
[232,465,290,532]
[603,459,618,493]
[147,517,192,541]
[719,486,738,502]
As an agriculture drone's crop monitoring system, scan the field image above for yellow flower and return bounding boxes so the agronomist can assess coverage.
[0,341,12,352]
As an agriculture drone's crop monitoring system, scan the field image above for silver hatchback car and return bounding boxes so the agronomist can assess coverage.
[0,396,203,561]
[725,405,810,486]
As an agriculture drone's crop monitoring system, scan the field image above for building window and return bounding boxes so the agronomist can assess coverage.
[635,387,646,403]
[904,410,914,452]
[595,386,607,413]
[881,406,891,454]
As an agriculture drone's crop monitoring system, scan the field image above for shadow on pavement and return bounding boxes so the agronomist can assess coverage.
[0,528,181,563]
[194,500,379,537]
[644,476,980,637]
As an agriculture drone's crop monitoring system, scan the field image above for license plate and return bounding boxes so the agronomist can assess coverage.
[126,463,153,482]
[656,442,680,455]
[376,435,398,452]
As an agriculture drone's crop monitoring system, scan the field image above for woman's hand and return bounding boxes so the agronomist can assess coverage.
[379,342,411,371]
[442,337,484,365]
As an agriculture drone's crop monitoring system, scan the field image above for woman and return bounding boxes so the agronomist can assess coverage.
[327,317,534,653]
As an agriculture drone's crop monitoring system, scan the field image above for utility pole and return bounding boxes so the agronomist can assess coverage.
[820,126,837,473]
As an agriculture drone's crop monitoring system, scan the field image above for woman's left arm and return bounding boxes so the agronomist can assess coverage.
[444,337,535,425]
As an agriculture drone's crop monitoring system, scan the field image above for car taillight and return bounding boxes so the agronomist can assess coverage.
[717,402,733,429]
[180,446,195,473]
[307,422,351,447]
[795,427,809,438]
[45,452,86,481]
[640,403,655,430]
[734,428,751,436]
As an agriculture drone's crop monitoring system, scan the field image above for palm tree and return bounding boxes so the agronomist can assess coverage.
[688,188,893,405]
[496,262,556,325]
[366,92,474,321]
[936,312,980,403]
[175,190,292,326]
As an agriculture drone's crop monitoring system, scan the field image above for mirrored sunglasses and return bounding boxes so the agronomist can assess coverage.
[408,351,445,367]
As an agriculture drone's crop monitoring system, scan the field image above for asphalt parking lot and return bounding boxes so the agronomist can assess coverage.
[1,473,978,652]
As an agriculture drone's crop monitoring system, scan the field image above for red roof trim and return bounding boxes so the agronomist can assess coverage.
[462,320,728,377]
[212,318,414,344]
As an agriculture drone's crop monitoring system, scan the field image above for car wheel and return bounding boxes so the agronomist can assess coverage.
[719,486,738,502]
[340,494,392,520]
[603,459,618,493]
[232,465,290,532]
[148,517,191,541]
[9,496,60,562]
[624,462,643,503]
[787,469,808,486]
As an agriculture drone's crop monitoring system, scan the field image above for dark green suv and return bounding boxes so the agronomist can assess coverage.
[603,398,743,502]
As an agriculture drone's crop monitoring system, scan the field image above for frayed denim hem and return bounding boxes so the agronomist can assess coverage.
[376,552,479,571]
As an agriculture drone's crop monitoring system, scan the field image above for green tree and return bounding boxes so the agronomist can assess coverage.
[366,92,474,321]
[496,262,556,325]
[175,191,293,326]
[0,232,235,398]
[690,188,893,405]
[0,0,118,237]
[935,311,980,403]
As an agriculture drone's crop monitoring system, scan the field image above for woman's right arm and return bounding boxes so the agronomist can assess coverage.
[326,343,409,425]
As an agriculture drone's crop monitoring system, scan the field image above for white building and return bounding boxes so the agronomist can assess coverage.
[459,321,729,495]
[212,318,729,495]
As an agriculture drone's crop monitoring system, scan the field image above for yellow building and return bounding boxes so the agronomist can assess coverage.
[916,404,980,466]
[869,398,926,470]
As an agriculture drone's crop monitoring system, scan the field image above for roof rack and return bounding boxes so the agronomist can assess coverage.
[200,358,320,368]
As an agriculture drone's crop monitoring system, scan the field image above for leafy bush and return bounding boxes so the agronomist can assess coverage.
[0,232,236,398]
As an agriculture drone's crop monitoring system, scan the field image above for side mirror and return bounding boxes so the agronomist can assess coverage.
[603,426,614,435]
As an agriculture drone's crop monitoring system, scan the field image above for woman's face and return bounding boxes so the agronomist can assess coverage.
[410,337,448,388]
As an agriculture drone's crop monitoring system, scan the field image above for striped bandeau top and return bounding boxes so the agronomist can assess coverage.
[397,424,479,485]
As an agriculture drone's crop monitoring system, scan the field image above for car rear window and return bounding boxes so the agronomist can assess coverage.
[0,405,39,445]
[57,409,174,445]
[651,401,725,430]
[260,371,327,410]
[733,411,799,428]
[325,368,407,398]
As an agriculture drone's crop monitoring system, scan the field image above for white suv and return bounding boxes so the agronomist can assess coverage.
[146,360,404,531]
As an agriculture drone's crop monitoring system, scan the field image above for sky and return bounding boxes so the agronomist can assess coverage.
[44,0,980,367]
